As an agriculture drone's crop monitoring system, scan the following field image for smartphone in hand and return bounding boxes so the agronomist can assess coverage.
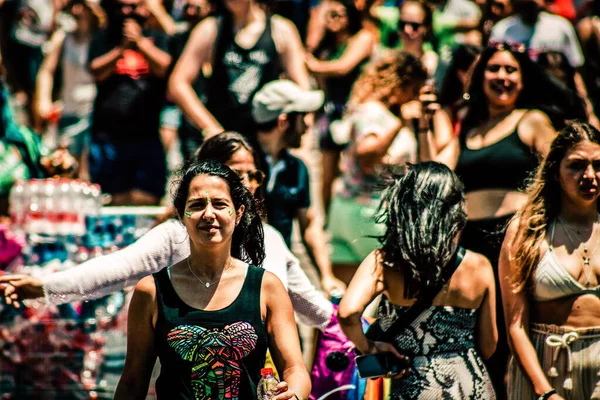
[355,352,411,379]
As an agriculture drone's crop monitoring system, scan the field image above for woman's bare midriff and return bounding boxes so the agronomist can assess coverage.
[530,295,600,328]
[465,189,528,220]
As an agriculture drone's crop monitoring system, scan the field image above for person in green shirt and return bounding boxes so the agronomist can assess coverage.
[374,0,438,77]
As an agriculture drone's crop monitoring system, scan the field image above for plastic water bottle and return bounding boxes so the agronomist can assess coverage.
[330,289,344,306]
[70,180,86,236]
[257,368,279,399]
[42,179,57,235]
[56,178,72,235]
[26,179,43,234]
[9,180,26,232]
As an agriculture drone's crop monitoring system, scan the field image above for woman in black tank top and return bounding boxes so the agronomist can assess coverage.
[169,0,310,141]
[418,43,586,399]
[114,161,310,400]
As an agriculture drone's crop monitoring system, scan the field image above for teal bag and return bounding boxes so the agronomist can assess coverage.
[0,84,47,196]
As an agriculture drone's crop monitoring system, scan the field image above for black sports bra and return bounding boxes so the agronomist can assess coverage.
[455,115,539,193]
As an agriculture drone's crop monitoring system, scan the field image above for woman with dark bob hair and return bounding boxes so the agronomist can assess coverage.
[418,42,587,397]
[500,121,600,400]
[338,162,497,399]
[114,160,311,399]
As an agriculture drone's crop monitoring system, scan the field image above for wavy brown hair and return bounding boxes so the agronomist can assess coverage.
[511,121,600,292]
[348,50,427,111]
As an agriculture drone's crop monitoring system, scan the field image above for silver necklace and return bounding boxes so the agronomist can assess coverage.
[187,257,233,288]
[559,215,600,253]
[559,217,599,287]
[560,220,594,235]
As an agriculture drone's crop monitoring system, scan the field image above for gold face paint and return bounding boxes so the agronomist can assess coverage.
[227,208,234,217]
[204,191,211,204]
[184,211,193,218]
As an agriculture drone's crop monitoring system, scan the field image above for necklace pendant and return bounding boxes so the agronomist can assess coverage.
[205,282,210,288]
[586,281,591,288]
[584,245,589,253]
[584,258,590,265]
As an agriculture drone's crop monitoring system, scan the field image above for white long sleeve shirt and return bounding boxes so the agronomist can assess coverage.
[42,220,334,330]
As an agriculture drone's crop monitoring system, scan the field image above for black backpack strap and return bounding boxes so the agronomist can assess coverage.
[372,246,467,344]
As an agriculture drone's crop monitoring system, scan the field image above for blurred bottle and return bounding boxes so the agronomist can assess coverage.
[25,180,43,234]
[56,178,72,236]
[42,179,57,235]
[44,102,63,150]
[70,180,86,236]
[330,289,344,306]
[257,368,279,399]
[90,184,102,216]
[8,180,26,232]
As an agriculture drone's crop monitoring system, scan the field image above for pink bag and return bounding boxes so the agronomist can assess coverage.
[309,305,368,400]
[0,224,24,270]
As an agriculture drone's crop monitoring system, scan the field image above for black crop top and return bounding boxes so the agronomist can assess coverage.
[455,121,539,193]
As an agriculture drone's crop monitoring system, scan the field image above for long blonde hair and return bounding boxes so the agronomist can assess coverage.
[511,121,600,292]
[348,50,427,110]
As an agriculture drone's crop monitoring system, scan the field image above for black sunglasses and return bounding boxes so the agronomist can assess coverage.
[399,20,423,31]
[232,169,265,186]
[491,0,505,10]
[184,4,203,13]
[328,11,347,19]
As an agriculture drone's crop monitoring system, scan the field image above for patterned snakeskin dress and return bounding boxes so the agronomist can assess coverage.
[377,296,496,399]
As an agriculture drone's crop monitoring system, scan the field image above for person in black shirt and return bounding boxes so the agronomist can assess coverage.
[168,0,310,142]
[87,0,171,205]
[252,80,347,296]
[167,0,213,160]
[114,161,310,399]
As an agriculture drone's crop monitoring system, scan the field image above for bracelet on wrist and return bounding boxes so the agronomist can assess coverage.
[538,388,556,400]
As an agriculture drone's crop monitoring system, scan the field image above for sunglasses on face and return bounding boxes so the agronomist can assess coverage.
[184,4,203,13]
[490,1,505,11]
[399,20,423,31]
[328,11,347,19]
[232,169,265,186]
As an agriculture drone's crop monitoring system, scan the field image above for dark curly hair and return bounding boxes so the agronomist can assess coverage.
[172,160,265,267]
[461,44,587,138]
[349,50,427,110]
[376,162,467,299]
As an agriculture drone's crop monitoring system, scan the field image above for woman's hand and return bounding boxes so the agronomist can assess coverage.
[365,340,411,379]
[320,274,347,297]
[41,146,78,177]
[273,381,302,399]
[0,275,44,308]
[305,52,322,73]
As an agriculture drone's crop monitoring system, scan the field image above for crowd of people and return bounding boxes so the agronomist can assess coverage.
[1,0,600,397]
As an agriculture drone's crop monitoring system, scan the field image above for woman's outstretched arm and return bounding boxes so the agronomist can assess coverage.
[1,220,188,305]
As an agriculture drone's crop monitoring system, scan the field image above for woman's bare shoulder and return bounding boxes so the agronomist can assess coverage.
[456,250,495,290]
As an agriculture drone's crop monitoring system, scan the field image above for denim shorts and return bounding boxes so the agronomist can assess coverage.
[89,137,167,198]
[58,115,91,156]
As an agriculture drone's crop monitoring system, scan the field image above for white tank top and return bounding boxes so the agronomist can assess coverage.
[61,34,96,117]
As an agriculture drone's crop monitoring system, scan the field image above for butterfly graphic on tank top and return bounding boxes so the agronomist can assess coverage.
[167,321,258,399]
